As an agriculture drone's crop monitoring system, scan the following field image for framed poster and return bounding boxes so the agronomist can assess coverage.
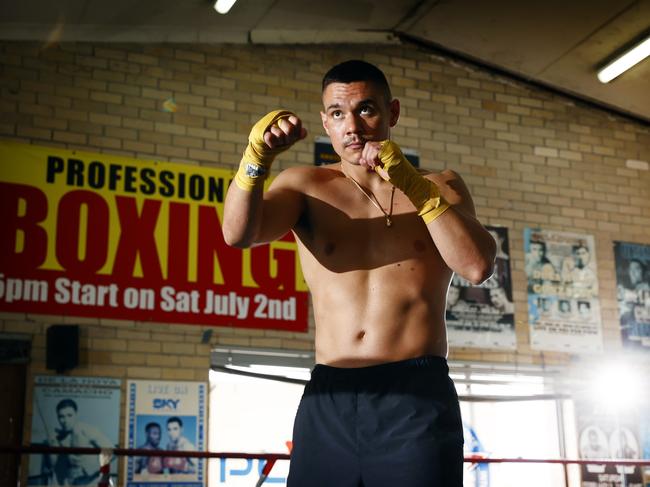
[447,226,516,349]
[524,228,603,352]
[575,395,643,486]
[29,376,121,486]
[125,380,206,487]
[614,241,650,349]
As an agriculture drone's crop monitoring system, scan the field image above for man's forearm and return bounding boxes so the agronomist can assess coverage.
[222,184,265,248]
[223,110,306,248]
[427,207,496,285]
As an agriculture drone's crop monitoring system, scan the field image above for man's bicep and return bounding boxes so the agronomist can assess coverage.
[254,183,305,244]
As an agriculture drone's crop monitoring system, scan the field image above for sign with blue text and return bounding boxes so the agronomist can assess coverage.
[125,380,207,487]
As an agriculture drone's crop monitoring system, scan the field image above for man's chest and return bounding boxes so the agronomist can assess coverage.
[296,183,441,271]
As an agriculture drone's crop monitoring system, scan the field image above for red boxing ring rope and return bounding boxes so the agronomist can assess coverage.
[2,445,650,467]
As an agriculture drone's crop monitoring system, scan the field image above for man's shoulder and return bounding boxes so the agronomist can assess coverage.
[423,168,461,183]
[270,164,340,190]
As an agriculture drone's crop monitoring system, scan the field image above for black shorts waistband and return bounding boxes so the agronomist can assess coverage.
[312,355,449,381]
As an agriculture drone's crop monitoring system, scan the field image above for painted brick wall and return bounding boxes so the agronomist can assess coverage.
[1,40,649,464]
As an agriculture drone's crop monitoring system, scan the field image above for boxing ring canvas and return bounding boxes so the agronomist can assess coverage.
[28,375,121,486]
[125,380,207,487]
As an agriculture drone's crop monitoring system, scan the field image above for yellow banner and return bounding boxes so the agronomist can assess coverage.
[0,141,307,330]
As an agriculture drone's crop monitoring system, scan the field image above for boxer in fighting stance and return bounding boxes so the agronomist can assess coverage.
[223,60,496,486]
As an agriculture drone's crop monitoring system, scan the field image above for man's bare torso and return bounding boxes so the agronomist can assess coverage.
[222,78,493,369]
[288,163,455,367]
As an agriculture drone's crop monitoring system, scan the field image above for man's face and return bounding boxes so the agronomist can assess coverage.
[320,81,399,165]
[147,426,161,446]
[629,261,643,285]
[489,288,506,307]
[530,242,544,262]
[574,247,590,268]
[167,421,182,441]
[57,407,77,432]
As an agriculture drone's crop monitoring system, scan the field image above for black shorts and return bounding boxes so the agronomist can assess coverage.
[287,355,463,487]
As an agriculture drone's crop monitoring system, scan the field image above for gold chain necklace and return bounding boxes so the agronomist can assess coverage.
[341,165,396,227]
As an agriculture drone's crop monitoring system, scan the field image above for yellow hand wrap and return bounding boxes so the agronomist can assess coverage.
[234,110,295,191]
[376,140,450,224]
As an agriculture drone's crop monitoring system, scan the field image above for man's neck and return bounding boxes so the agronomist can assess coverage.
[340,161,391,193]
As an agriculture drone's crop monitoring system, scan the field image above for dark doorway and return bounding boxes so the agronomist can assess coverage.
[0,336,30,487]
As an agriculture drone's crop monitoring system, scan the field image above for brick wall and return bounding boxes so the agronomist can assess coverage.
[1,40,649,460]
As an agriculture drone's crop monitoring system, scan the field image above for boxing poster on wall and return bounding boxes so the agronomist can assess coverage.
[125,380,206,487]
[641,410,650,486]
[575,395,644,486]
[524,228,603,352]
[0,141,308,331]
[28,376,121,486]
[614,241,650,349]
[446,226,516,349]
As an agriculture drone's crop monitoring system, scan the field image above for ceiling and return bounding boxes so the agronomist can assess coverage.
[1,0,649,122]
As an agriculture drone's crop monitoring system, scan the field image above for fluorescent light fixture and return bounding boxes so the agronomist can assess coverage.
[597,35,650,83]
[214,0,237,14]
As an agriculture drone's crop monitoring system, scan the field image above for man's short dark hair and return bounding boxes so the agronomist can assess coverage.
[145,422,161,432]
[167,416,183,427]
[56,398,78,413]
[322,60,392,102]
[573,244,589,253]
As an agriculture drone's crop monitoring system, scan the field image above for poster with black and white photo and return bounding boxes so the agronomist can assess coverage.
[640,409,650,486]
[524,228,603,352]
[575,396,643,487]
[446,226,516,349]
[614,242,650,350]
[28,376,121,487]
[125,380,206,487]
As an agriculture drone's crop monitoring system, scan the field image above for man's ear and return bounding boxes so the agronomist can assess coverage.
[320,111,330,135]
[389,98,400,127]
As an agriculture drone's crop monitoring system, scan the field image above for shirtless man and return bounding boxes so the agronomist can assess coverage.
[223,60,496,487]
[41,399,113,486]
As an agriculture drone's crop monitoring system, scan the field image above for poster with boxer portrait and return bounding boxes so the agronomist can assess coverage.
[125,380,207,487]
[28,376,121,487]
[524,228,603,352]
[446,226,516,350]
[575,395,643,486]
[614,241,650,350]
[640,409,650,486]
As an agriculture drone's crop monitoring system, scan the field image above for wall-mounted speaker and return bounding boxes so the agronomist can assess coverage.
[46,325,79,373]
